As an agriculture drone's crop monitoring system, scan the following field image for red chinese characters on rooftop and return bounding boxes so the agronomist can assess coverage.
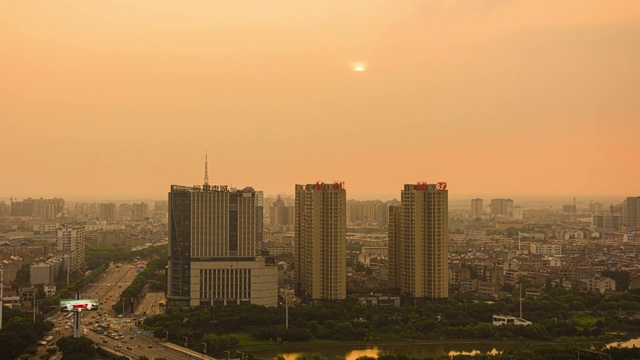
[315,181,344,190]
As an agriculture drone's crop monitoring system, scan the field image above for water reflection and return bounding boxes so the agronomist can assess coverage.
[276,346,503,360]
[448,349,501,357]
[344,346,380,360]
[281,353,306,360]
[345,348,380,360]
[279,348,382,360]
[607,337,640,349]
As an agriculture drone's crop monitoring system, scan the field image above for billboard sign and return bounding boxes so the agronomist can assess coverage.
[60,299,99,312]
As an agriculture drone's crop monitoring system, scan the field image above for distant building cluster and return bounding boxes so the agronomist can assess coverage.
[10,198,64,220]
[0,194,169,312]
[3,162,640,316]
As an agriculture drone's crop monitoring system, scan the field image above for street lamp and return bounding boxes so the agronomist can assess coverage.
[237,351,245,360]
[225,350,231,360]
[279,287,295,329]
[201,342,207,359]
[183,336,188,347]
[164,330,168,342]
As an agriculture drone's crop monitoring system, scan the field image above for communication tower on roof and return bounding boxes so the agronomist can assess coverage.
[203,151,210,191]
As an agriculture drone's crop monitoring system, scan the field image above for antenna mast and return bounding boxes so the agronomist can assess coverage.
[203,151,210,190]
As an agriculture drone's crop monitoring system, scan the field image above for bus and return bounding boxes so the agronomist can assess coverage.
[38,335,54,346]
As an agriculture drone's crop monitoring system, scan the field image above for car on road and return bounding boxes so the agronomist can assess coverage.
[148,345,153,349]
[127,346,133,350]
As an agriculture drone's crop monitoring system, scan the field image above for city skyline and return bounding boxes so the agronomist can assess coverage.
[2,1,640,199]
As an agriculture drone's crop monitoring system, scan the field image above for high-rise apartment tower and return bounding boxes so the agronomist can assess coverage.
[623,197,640,228]
[490,198,514,216]
[295,182,346,300]
[470,198,483,218]
[56,224,85,273]
[389,182,448,299]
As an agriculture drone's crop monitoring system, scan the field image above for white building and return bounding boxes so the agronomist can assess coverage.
[587,276,616,294]
[492,315,531,326]
[56,224,85,273]
[32,223,58,232]
[530,243,562,256]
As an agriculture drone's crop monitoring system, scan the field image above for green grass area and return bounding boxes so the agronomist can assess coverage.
[573,313,604,327]
[231,333,270,346]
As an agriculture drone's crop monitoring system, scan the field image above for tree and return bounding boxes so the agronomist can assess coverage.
[12,264,30,290]
[56,336,96,359]
[0,331,27,360]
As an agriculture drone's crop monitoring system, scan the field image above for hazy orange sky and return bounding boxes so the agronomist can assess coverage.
[1,1,639,200]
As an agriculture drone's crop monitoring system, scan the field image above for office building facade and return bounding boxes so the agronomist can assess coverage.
[167,179,277,308]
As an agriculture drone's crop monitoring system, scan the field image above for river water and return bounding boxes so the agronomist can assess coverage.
[246,337,640,359]
[248,342,519,359]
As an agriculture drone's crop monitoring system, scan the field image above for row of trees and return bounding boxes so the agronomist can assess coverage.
[143,289,640,353]
[111,248,167,314]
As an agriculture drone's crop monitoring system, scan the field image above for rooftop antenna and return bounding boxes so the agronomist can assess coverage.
[203,151,210,190]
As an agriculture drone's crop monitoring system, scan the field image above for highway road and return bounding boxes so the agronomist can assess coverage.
[36,262,203,360]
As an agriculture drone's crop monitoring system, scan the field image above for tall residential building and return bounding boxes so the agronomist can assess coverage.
[396,182,449,299]
[387,205,402,289]
[0,201,9,218]
[118,203,133,221]
[56,224,85,273]
[132,202,149,221]
[508,206,524,220]
[470,198,483,218]
[269,196,294,226]
[255,191,264,252]
[99,203,117,221]
[74,202,98,217]
[623,197,640,228]
[295,182,346,300]
[166,158,277,308]
[490,198,514,216]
